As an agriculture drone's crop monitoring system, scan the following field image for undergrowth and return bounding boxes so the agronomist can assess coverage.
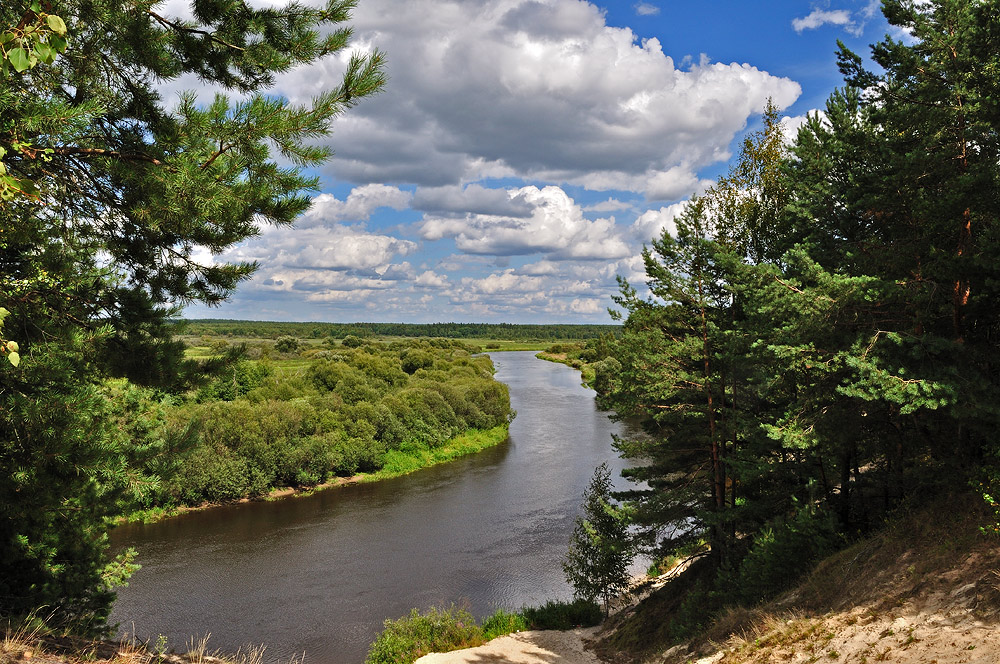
[365,599,601,664]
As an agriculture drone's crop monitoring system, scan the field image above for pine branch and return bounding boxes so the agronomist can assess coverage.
[147,11,245,52]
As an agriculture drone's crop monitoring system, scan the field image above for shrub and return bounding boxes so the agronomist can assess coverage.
[274,335,300,353]
[520,599,602,630]
[365,606,484,664]
[726,505,842,606]
[197,360,273,402]
[480,609,527,640]
[342,334,364,348]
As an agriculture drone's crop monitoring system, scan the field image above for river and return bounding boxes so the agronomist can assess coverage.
[109,351,638,663]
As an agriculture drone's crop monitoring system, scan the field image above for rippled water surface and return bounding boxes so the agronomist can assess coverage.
[110,351,636,663]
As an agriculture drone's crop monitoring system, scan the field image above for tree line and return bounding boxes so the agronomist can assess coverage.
[180,319,621,341]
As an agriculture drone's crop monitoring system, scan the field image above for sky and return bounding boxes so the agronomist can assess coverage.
[176,0,895,325]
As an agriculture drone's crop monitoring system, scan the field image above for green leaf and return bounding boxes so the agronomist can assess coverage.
[34,43,53,64]
[8,47,31,72]
[51,35,67,52]
[47,15,67,36]
[8,351,19,367]
[30,0,41,12]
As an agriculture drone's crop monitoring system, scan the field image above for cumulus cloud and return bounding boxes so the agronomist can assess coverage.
[632,202,686,242]
[411,184,533,217]
[223,224,417,275]
[414,270,449,288]
[779,110,827,143]
[417,185,631,260]
[275,0,800,197]
[298,184,412,228]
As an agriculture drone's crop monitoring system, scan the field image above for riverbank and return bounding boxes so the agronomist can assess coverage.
[120,424,510,525]
[534,351,595,387]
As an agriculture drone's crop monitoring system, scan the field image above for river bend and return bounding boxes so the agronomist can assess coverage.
[110,351,636,663]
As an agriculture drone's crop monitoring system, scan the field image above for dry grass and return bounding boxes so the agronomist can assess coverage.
[0,627,299,664]
[613,493,1000,664]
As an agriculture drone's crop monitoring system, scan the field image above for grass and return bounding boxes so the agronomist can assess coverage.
[362,425,510,482]
[520,599,602,630]
[535,351,596,387]
[365,606,486,664]
[0,620,298,664]
[365,601,598,664]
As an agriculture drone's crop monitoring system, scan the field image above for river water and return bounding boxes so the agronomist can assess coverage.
[110,351,637,663]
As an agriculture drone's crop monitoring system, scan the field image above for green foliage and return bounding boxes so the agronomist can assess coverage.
[0,307,19,366]
[196,360,273,402]
[364,600,601,664]
[602,3,1000,641]
[519,599,603,630]
[563,463,634,617]
[274,336,300,354]
[365,606,484,664]
[0,332,164,634]
[181,319,621,342]
[1,0,384,631]
[480,609,527,640]
[131,342,514,508]
[721,506,841,606]
[342,335,364,348]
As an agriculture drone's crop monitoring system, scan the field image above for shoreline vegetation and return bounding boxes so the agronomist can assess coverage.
[120,424,510,525]
[117,328,621,528]
[106,336,521,530]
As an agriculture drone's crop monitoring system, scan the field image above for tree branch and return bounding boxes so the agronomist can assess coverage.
[147,11,245,52]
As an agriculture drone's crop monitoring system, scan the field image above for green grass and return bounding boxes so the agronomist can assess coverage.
[365,601,603,664]
[365,606,486,664]
[535,352,596,387]
[481,609,528,640]
[362,425,509,482]
[521,599,602,630]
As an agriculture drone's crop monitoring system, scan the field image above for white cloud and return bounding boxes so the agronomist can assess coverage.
[570,298,602,314]
[792,9,858,36]
[644,166,709,201]
[633,2,659,16]
[411,184,533,217]
[414,270,449,288]
[274,0,800,197]
[225,224,417,273]
[584,197,633,213]
[632,202,686,242]
[779,110,827,143]
[417,185,631,260]
[299,184,412,228]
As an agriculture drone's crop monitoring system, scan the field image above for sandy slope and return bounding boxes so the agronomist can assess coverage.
[417,498,1000,664]
[414,627,601,664]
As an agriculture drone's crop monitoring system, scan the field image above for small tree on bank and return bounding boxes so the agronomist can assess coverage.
[563,463,633,617]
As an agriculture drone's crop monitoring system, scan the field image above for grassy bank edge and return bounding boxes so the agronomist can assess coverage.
[120,424,510,525]
[534,351,596,387]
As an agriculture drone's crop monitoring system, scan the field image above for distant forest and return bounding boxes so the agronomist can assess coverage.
[178,319,621,341]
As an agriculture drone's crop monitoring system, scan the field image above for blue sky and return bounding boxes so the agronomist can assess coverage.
[176,0,892,324]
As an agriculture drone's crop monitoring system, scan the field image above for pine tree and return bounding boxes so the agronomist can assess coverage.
[563,463,633,618]
[0,0,383,631]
